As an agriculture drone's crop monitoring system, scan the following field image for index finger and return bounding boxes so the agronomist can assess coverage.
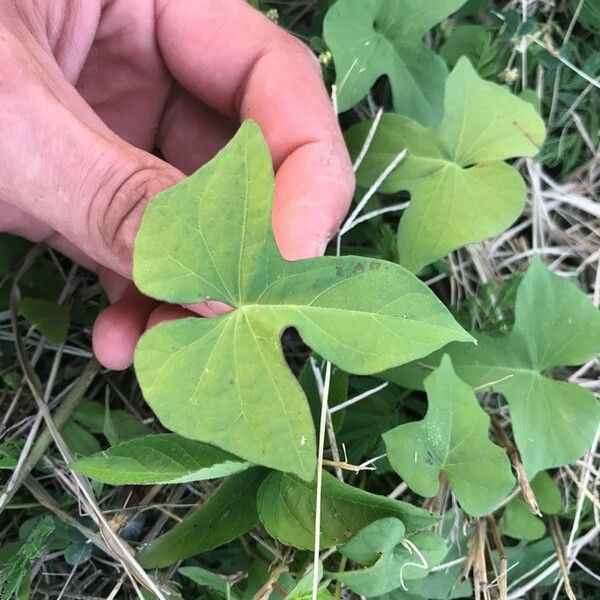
[156,0,354,259]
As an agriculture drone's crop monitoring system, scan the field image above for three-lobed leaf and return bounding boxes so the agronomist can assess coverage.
[323,0,467,123]
[70,434,251,485]
[133,120,472,480]
[256,470,437,550]
[346,57,546,273]
[384,257,600,477]
[334,517,447,596]
[384,355,515,516]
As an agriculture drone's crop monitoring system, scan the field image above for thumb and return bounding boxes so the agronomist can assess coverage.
[0,34,183,278]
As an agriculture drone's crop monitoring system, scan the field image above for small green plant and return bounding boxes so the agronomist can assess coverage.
[346,57,546,273]
[385,257,600,476]
[324,0,467,122]
[384,355,515,516]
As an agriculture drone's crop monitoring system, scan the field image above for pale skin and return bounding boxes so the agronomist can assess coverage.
[0,0,355,369]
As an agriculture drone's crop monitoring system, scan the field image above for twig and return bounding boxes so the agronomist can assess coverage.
[329,381,388,414]
[491,417,541,516]
[311,360,332,600]
[549,516,576,600]
[339,149,407,237]
[487,515,507,600]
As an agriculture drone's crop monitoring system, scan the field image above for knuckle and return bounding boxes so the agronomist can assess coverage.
[90,160,179,266]
[284,36,319,69]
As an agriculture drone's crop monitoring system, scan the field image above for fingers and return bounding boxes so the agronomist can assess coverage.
[92,285,158,370]
[273,142,355,259]
[158,87,237,175]
[94,270,227,370]
[146,304,195,329]
[0,25,183,279]
[155,0,355,259]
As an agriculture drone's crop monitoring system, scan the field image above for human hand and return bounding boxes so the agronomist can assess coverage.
[0,0,354,369]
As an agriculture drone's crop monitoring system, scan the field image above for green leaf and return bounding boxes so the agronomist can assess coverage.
[346,57,546,273]
[499,472,561,541]
[70,434,251,485]
[440,25,500,78]
[384,356,515,516]
[179,566,240,599]
[454,0,490,18]
[493,539,556,590]
[323,0,467,123]
[500,498,545,541]
[19,297,70,344]
[0,234,30,276]
[0,439,23,470]
[103,398,120,446]
[64,541,92,566]
[257,470,436,550]
[334,518,447,596]
[384,257,600,477]
[0,516,54,600]
[240,562,291,600]
[531,471,562,514]
[133,120,471,480]
[139,469,264,568]
[337,381,405,465]
[73,400,152,441]
[287,563,333,600]
[572,0,600,32]
[62,421,101,457]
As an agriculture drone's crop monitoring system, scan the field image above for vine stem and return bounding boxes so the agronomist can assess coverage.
[311,359,332,600]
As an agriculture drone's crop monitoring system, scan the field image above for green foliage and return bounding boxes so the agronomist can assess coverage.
[179,566,239,599]
[384,356,515,516]
[72,399,151,442]
[0,439,22,470]
[256,470,436,549]
[439,25,500,77]
[337,380,405,464]
[573,0,600,32]
[385,257,600,477]
[530,471,563,514]
[139,469,264,568]
[346,58,546,273]
[286,563,333,600]
[132,120,471,480]
[500,471,562,540]
[0,516,54,600]
[64,542,92,566]
[70,434,251,484]
[19,297,70,344]
[323,0,466,123]
[62,421,101,457]
[500,497,546,541]
[334,518,447,596]
[0,234,30,276]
